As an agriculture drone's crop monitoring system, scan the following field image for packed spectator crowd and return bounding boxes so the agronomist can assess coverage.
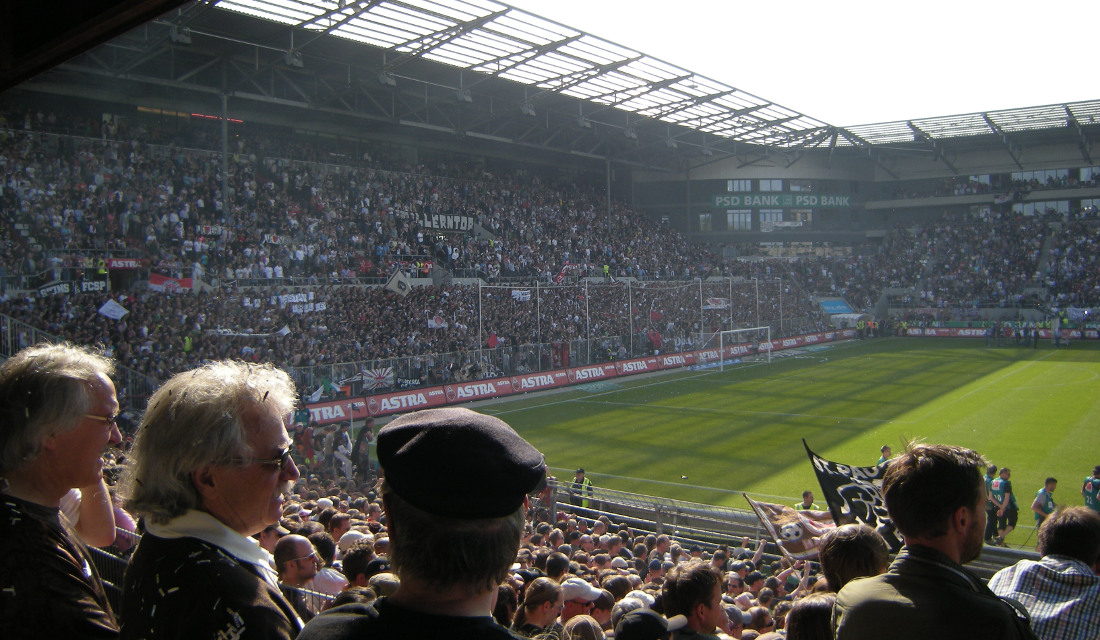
[2,100,1100,398]
[886,171,1100,201]
[9,339,1097,640]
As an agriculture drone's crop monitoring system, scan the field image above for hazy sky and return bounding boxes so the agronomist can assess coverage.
[506,0,1094,127]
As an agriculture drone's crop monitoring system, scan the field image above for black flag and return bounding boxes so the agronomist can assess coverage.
[803,439,902,552]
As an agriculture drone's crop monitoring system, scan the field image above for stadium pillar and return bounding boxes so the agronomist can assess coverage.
[728,278,734,329]
[779,277,784,335]
[698,279,703,338]
[754,278,760,328]
[585,279,591,363]
[220,93,229,227]
[628,281,633,356]
[605,159,612,238]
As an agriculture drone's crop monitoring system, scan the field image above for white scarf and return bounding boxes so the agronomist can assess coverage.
[146,509,280,590]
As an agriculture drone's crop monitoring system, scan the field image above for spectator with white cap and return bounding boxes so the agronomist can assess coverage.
[561,576,603,626]
[336,529,372,560]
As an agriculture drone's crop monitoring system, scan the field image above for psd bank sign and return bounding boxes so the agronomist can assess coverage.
[713,194,850,208]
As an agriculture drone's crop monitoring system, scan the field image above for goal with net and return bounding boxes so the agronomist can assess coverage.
[714,326,772,371]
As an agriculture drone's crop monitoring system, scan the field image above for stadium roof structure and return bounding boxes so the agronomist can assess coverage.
[5,0,1100,172]
[214,0,832,149]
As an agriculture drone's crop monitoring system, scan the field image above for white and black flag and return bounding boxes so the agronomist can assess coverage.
[384,269,411,297]
[803,440,903,552]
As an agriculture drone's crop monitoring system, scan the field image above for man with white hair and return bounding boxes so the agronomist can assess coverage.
[0,343,122,638]
[120,361,303,640]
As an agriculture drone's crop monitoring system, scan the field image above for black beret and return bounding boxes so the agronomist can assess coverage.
[378,407,545,519]
[364,558,391,578]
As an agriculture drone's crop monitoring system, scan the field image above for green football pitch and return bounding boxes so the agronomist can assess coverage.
[480,337,1100,547]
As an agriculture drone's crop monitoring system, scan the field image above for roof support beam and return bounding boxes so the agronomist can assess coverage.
[471,34,584,85]
[908,121,958,174]
[982,114,1024,170]
[1065,106,1093,165]
[384,8,509,70]
[648,89,737,120]
[530,56,644,98]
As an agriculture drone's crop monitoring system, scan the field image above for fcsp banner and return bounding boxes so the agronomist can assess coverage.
[803,440,902,552]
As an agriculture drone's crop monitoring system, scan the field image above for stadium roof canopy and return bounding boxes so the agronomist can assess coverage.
[4,0,1100,171]
[214,0,831,149]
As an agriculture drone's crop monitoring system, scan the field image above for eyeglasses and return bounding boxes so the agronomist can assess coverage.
[290,550,318,564]
[84,413,119,428]
[227,447,294,471]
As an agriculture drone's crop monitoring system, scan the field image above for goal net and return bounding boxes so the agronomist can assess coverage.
[716,326,772,371]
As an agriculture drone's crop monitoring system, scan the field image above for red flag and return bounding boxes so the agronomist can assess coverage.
[650,310,664,323]
[149,272,192,293]
[553,261,570,284]
[646,330,662,347]
[487,333,499,348]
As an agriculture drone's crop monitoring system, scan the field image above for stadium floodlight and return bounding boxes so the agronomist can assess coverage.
[378,71,396,86]
[520,103,536,117]
[456,88,473,103]
[170,26,191,45]
[284,50,303,68]
[623,127,637,140]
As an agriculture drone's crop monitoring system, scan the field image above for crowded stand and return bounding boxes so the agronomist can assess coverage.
[0,103,831,386]
[5,96,1100,640]
[2,99,1100,402]
[1045,219,1100,307]
[9,341,1093,640]
[0,105,732,286]
[885,171,1100,201]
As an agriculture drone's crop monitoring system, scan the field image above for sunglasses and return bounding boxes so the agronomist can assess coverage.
[84,412,120,428]
[227,447,294,471]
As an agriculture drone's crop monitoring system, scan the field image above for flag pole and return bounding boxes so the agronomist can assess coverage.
[585,278,591,364]
[628,280,633,357]
[698,278,703,346]
[728,277,733,329]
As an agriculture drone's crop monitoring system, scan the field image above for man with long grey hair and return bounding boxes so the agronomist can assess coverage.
[0,342,122,638]
[120,361,303,640]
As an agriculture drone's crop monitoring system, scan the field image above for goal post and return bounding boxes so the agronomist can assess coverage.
[717,326,772,371]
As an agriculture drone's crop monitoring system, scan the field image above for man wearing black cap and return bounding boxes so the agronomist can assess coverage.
[616,609,688,640]
[298,407,546,640]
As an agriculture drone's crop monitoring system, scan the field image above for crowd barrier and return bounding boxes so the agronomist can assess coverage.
[303,329,858,424]
[904,327,1099,339]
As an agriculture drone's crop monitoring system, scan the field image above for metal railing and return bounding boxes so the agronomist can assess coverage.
[0,313,161,407]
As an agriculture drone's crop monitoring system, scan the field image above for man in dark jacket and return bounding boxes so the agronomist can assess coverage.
[121,361,304,640]
[0,343,122,639]
[833,443,1039,640]
[298,407,547,640]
